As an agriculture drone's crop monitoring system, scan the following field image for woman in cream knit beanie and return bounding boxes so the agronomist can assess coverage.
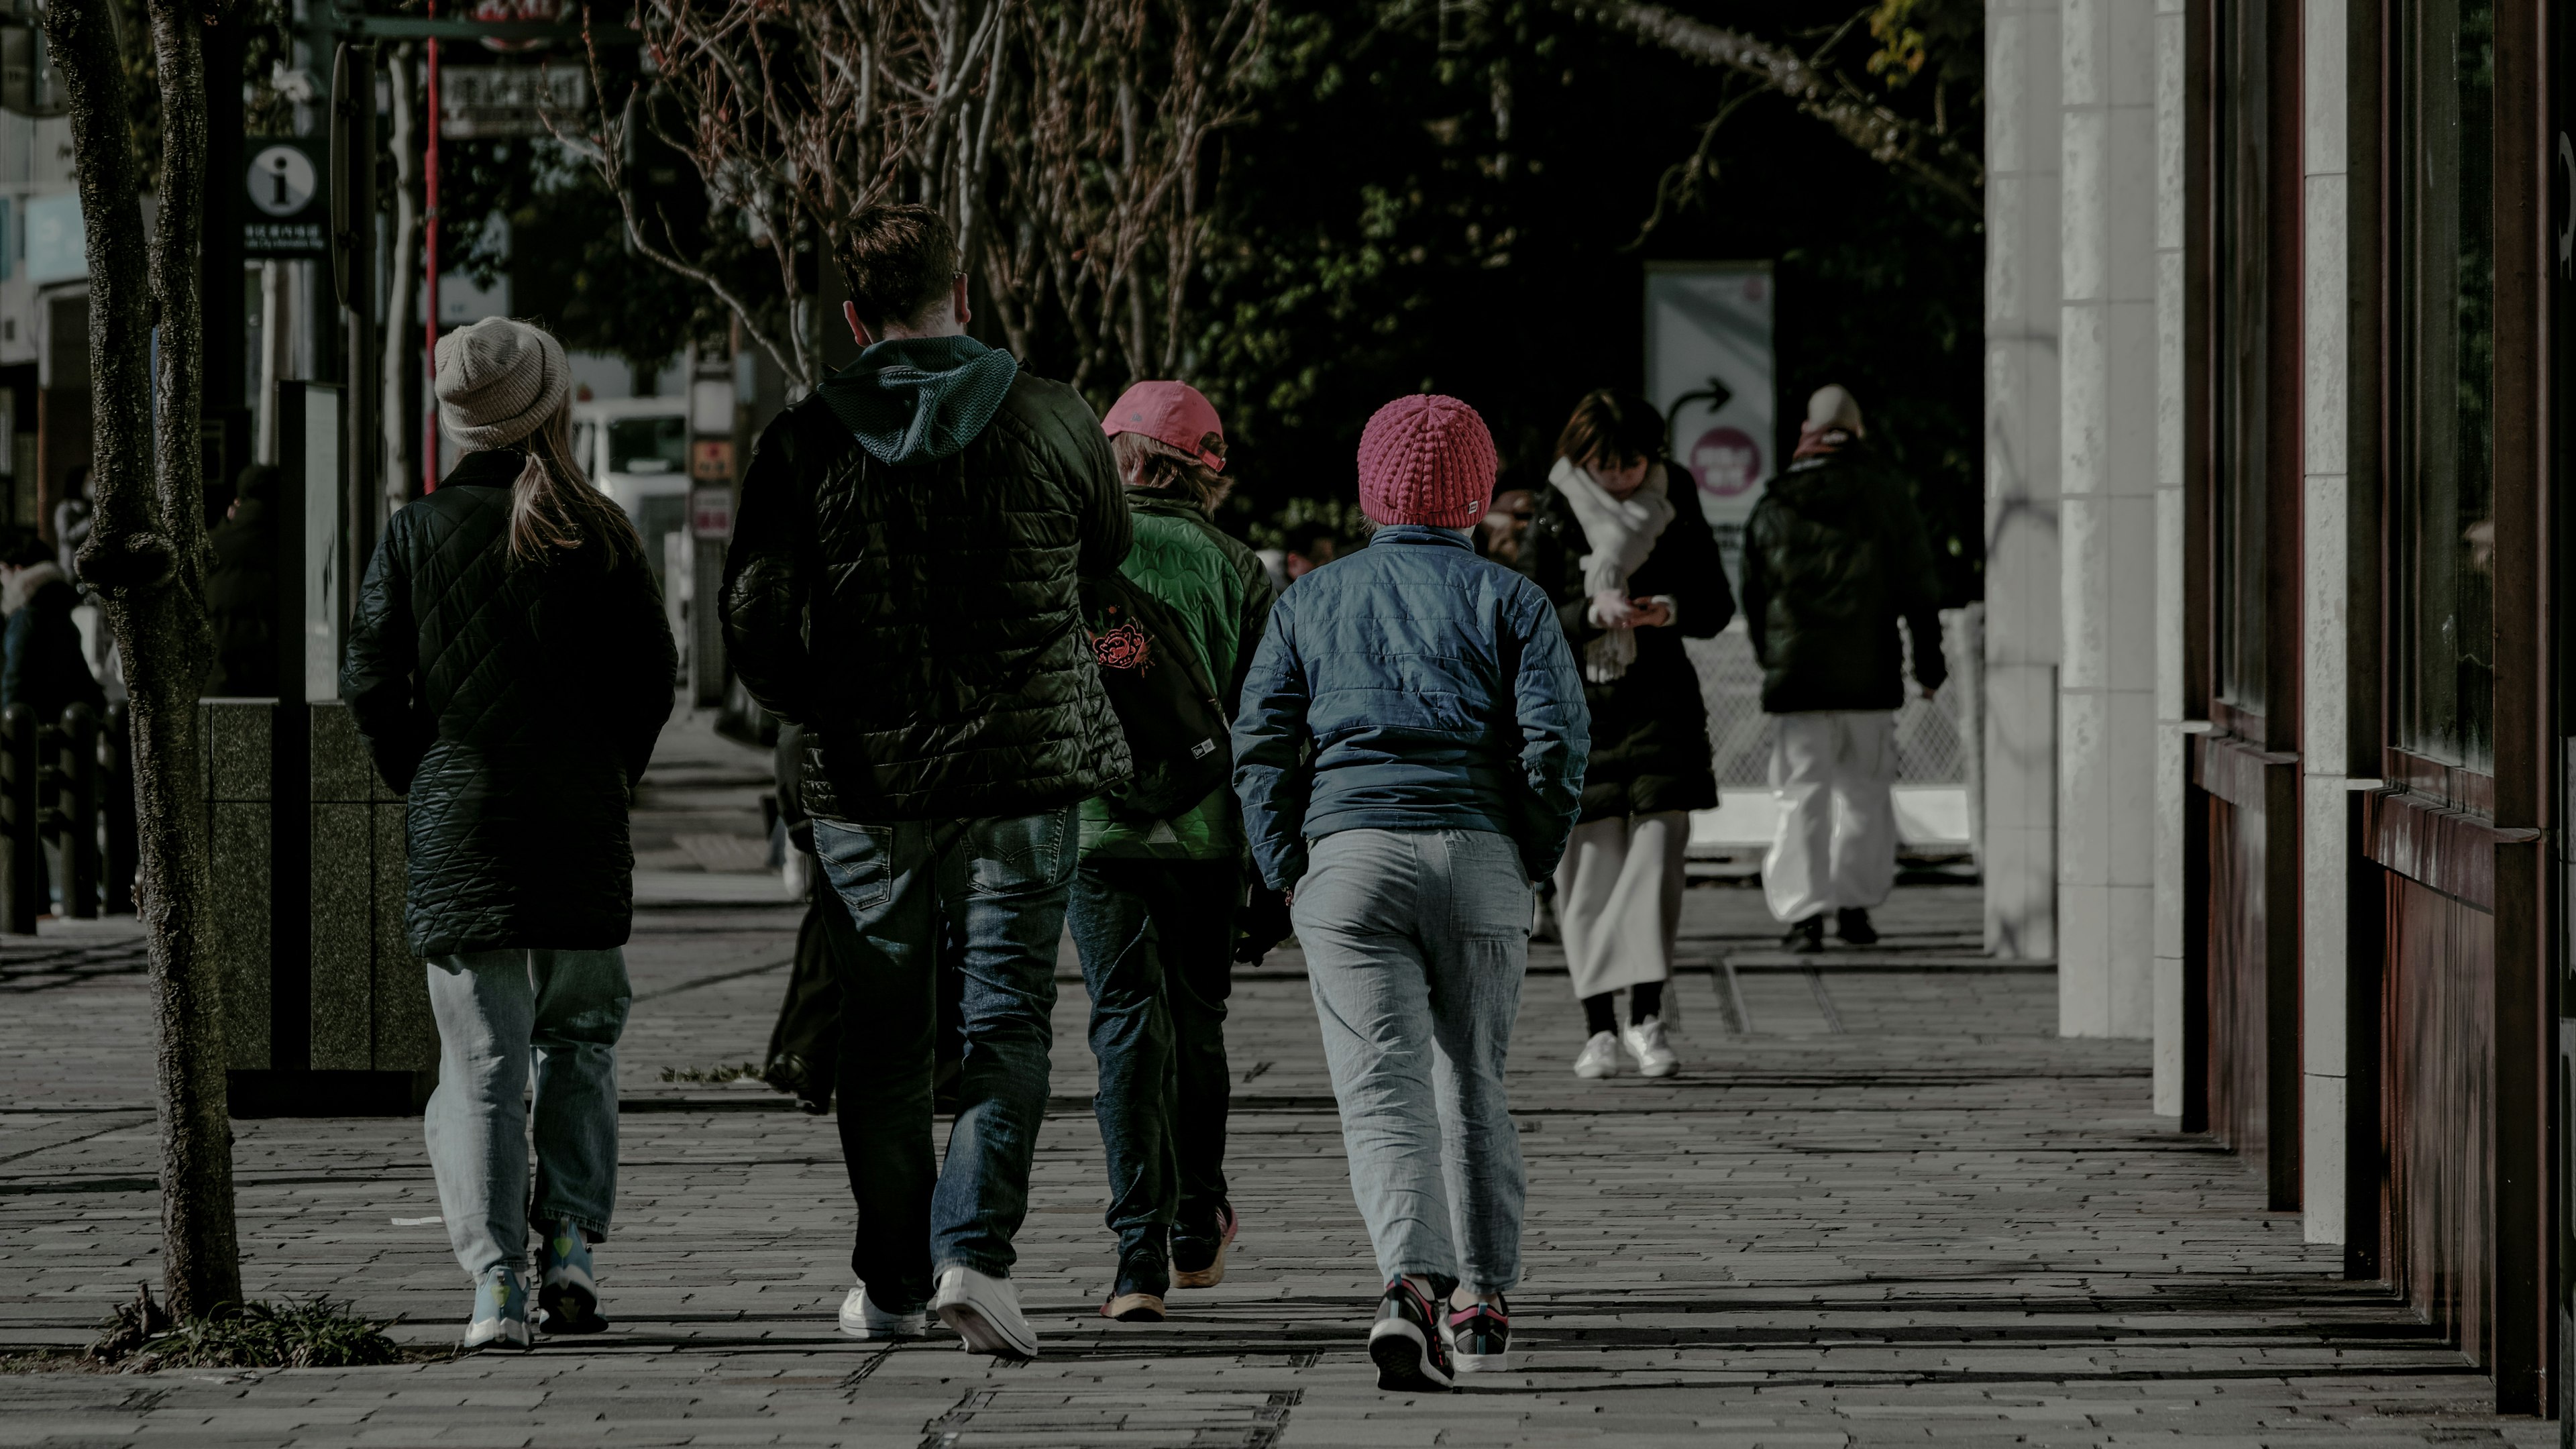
[343,313,673,1353]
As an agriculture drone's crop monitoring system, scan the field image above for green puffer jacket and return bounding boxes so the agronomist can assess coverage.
[1078,490,1274,860]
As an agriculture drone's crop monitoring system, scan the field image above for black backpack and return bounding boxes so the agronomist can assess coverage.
[1081,573,1234,820]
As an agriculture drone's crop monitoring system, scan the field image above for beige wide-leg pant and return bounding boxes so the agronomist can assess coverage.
[1552,810,1688,1000]
[1762,710,1898,924]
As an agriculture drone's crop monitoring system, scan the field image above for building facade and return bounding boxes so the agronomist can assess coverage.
[1987,0,2571,1415]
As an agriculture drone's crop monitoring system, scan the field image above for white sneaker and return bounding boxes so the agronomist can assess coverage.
[1621,1016,1679,1078]
[931,1264,1040,1359]
[1573,1030,1622,1079]
[838,1283,926,1340]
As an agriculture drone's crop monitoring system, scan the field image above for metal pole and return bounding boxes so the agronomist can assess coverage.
[0,704,36,934]
[101,702,133,914]
[59,704,97,919]
[332,42,380,639]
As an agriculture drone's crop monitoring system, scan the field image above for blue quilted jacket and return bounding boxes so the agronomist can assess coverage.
[1230,525,1590,892]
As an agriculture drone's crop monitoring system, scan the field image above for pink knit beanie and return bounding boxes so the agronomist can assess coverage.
[1355,394,1497,529]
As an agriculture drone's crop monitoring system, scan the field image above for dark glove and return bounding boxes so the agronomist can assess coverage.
[1234,881,1292,965]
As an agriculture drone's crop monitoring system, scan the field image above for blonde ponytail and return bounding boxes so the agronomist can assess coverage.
[506,405,645,568]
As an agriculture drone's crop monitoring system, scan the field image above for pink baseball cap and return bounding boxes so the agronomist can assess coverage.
[1102,380,1226,472]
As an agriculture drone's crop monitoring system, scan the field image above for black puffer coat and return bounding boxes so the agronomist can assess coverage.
[1519,471,1733,822]
[343,449,678,957]
[1738,437,1947,713]
[205,498,279,696]
[720,372,1134,823]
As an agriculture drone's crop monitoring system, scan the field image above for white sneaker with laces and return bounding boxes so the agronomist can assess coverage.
[1573,1030,1622,1079]
[1621,1016,1679,1078]
[838,1283,926,1340]
[932,1264,1040,1359]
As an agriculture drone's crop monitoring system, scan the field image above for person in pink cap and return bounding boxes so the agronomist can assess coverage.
[1068,380,1274,1323]
[1232,394,1589,1390]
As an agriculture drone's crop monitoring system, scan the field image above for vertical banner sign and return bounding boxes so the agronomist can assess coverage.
[1646,262,1775,591]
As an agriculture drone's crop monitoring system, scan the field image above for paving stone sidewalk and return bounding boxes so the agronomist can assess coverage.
[0,713,2547,1446]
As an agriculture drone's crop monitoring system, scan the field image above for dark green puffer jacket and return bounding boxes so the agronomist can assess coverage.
[343,448,679,956]
[1738,437,1948,714]
[1077,489,1274,860]
[720,337,1134,823]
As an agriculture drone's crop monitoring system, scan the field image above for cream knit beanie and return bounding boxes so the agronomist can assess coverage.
[435,317,570,450]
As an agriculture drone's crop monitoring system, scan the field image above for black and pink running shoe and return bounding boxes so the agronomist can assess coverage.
[1366,1279,1455,1391]
[1443,1298,1510,1373]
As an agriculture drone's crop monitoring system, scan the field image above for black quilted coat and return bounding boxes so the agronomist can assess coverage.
[343,448,678,957]
[1738,437,1948,714]
[1518,472,1733,822]
[720,370,1134,823]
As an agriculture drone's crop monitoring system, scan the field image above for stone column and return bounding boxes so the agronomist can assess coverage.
[2055,0,2159,1040]
[1984,0,2063,962]
[2298,0,2355,1246]
[2151,0,2190,1114]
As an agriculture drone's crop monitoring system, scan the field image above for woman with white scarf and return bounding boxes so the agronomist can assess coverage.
[1517,390,1733,1079]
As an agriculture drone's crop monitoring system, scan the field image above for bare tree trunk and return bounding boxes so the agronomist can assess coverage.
[48,0,237,1318]
[383,43,421,513]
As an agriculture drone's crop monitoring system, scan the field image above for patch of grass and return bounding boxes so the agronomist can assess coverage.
[0,1348,100,1374]
[89,1285,404,1373]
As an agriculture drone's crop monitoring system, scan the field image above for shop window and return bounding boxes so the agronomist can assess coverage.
[2212,1,2269,715]
[2392,0,2497,773]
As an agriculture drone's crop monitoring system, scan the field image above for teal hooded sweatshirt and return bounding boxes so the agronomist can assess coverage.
[814,335,1021,464]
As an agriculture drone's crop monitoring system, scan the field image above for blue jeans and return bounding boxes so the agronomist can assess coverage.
[1067,857,1238,1258]
[422,949,631,1281]
[1292,828,1530,1293]
[813,808,1073,1309]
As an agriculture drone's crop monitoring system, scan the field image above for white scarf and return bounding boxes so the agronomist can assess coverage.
[1547,455,1675,683]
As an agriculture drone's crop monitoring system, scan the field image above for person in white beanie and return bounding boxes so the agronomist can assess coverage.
[343,315,678,1352]
[1740,384,1947,953]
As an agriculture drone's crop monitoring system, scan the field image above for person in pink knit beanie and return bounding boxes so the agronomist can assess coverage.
[1231,394,1591,1389]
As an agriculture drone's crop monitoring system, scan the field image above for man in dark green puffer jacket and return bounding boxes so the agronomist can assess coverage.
[1067,381,1273,1324]
[720,204,1132,1361]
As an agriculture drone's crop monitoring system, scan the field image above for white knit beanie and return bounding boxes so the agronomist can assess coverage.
[1805,384,1864,436]
[435,317,570,450]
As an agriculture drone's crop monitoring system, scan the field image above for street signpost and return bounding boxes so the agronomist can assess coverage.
[1646,262,1776,591]
[244,138,329,258]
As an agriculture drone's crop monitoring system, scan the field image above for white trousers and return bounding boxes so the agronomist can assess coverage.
[1762,711,1898,924]
[1552,810,1688,1000]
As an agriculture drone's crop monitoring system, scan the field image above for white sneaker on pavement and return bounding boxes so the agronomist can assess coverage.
[838,1283,926,1340]
[932,1265,1040,1359]
[1574,1030,1622,1079]
[1621,1016,1679,1078]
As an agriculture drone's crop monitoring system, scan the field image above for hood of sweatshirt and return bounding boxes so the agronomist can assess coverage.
[815,335,1021,466]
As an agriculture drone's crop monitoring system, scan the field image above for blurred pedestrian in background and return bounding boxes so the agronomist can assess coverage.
[51,466,89,583]
[1739,384,1946,953]
[1234,394,1587,1391]
[721,203,1132,1362]
[205,464,280,697]
[1283,521,1340,580]
[1,539,103,724]
[344,315,678,1352]
[1475,488,1535,565]
[1520,390,1731,1080]
[1069,380,1272,1324]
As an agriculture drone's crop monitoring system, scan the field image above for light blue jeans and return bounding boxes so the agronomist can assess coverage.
[1291,828,1531,1293]
[423,948,632,1280]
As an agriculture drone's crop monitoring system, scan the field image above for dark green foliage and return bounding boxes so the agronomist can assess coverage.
[1188,1,1983,602]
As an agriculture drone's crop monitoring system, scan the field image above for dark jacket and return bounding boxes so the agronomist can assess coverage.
[342,448,679,957]
[720,336,1134,824]
[1518,472,1733,820]
[205,498,279,696]
[1232,525,1589,890]
[1,563,103,722]
[1739,437,1948,713]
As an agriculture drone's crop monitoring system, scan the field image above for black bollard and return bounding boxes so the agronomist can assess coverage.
[0,704,36,934]
[60,704,99,920]
[101,703,134,914]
